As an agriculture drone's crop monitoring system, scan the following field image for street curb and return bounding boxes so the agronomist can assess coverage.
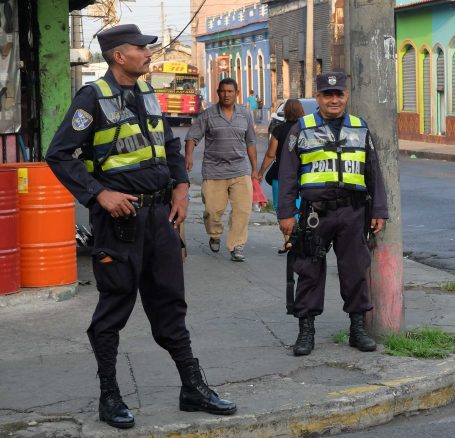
[0,282,79,307]
[2,350,455,437]
[399,148,455,162]
[108,360,455,438]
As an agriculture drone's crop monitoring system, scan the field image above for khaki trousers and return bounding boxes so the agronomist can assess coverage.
[201,175,253,251]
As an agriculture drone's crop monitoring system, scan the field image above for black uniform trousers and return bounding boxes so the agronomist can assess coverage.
[87,201,192,377]
[293,202,373,318]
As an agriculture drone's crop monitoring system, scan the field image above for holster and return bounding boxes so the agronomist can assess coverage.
[286,251,295,315]
[113,215,137,243]
[291,200,331,262]
[364,194,377,250]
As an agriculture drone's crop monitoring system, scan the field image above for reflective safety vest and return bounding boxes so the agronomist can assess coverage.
[83,78,166,175]
[296,112,368,191]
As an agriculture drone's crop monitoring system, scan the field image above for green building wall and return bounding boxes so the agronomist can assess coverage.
[37,0,71,156]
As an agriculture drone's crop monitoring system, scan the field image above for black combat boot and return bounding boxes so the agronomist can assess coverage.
[98,375,135,429]
[177,358,237,415]
[293,316,315,356]
[349,312,377,352]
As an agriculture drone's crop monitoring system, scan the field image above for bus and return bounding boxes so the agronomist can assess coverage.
[144,61,202,125]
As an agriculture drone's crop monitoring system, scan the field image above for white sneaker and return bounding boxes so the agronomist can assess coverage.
[230,245,245,262]
[252,203,261,212]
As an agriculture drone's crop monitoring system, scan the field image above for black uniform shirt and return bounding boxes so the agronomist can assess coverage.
[277,111,389,220]
[46,70,189,207]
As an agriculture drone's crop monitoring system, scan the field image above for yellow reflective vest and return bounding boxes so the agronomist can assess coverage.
[83,78,166,175]
[296,112,368,191]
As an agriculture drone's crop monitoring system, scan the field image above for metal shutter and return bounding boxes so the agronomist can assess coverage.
[283,36,289,61]
[314,2,330,72]
[423,53,431,133]
[437,51,445,92]
[452,54,455,113]
[402,47,416,112]
[298,32,305,62]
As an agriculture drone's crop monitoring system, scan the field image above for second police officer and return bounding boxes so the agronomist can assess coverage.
[277,72,389,357]
[46,24,236,430]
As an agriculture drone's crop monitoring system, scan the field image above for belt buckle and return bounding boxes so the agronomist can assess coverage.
[140,194,144,207]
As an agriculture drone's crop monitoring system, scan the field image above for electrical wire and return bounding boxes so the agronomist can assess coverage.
[149,0,208,64]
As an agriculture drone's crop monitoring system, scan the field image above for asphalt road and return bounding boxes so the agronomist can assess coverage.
[334,403,455,437]
[400,156,455,274]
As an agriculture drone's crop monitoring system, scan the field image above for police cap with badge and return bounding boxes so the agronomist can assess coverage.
[98,24,158,52]
[316,71,347,92]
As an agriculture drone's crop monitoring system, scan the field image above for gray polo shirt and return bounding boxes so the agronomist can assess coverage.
[185,103,256,180]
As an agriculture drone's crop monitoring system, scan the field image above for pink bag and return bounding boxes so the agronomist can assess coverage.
[252,178,267,208]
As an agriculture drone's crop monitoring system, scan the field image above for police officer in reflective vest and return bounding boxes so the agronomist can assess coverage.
[277,72,389,357]
[46,24,236,429]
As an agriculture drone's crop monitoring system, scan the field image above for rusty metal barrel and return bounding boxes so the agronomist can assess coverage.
[0,168,20,294]
[1,162,76,287]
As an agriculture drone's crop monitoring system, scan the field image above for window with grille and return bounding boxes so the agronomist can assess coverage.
[453,53,455,113]
[423,51,431,133]
[402,46,416,112]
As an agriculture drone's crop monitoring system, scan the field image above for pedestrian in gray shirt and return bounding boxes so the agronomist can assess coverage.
[185,78,258,261]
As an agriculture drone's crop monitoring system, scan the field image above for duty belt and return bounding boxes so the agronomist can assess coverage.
[311,197,352,211]
[132,184,172,208]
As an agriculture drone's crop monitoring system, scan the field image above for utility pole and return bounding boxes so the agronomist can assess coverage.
[70,10,83,96]
[160,1,165,47]
[345,0,404,336]
[304,0,314,97]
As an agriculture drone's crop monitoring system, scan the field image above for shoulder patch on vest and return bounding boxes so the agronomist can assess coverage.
[72,109,93,131]
[288,134,297,151]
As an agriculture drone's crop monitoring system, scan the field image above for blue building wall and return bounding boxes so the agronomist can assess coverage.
[197,3,271,120]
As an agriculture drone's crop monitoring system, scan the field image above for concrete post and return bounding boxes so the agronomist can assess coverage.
[345,0,404,336]
[305,0,314,98]
[37,0,71,157]
[71,11,83,96]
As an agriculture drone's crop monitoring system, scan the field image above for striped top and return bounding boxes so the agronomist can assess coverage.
[185,103,256,180]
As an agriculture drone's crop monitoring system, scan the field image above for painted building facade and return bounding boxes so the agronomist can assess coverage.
[196,2,271,116]
[190,0,248,90]
[263,0,341,108]
[396,0,455,144]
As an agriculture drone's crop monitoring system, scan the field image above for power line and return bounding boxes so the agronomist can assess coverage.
[150,0,208,63]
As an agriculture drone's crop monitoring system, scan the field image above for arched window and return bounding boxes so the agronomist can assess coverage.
[258,54,264,104]
[436,48,446,134]
[422,50,431,133]
[437,49,445,93]
[247,55,253,93]
[236,57,243,104]
[453,52,455,113]
[209,59,214,103]
[282,60,290,99]
[402,45,416,111]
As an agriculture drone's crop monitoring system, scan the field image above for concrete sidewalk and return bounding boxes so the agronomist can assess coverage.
[1,185,455,438]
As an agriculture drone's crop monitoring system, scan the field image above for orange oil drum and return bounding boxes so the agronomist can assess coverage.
[0,168,20,294]
[1,163,76,287]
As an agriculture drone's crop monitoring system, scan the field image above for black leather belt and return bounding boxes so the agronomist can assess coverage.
[312,197,352,211]
[132,185,172,208]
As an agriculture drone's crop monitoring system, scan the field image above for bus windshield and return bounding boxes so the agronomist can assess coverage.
[151,73,198,91]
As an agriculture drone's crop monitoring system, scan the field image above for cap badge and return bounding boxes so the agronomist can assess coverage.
[328,76,337,86]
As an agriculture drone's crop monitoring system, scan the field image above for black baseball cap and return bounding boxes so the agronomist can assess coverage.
[98,24,158,52]
[316,72,347,92]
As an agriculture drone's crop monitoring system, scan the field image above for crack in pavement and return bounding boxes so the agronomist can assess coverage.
[2,396,91,412]
[256,313,288,348]
[124,352,141,408]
